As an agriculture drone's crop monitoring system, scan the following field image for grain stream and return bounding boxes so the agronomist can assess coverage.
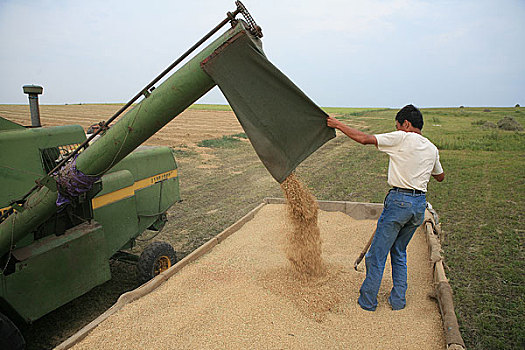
[280,173,325,279]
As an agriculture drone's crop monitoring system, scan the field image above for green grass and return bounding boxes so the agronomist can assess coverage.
[419,108,525,152]
[188,104,232,111]
[433,150,524,349]
[231,132,248,139]
[471,119,487,126]
[322,107,389,115]
[197,135,243,148]
[171,147,197,157]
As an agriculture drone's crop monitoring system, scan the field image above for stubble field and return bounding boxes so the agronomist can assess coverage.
[0,104,523,349]
[0,104,243,147]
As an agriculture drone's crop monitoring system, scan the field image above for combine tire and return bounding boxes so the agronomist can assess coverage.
[0,312,25,350]
[137,241,177,284]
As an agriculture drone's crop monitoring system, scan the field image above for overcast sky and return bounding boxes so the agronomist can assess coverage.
[0,0,523,108]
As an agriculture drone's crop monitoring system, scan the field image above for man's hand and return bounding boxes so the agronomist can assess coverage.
[326,115,342,130]
[432,173,445,182]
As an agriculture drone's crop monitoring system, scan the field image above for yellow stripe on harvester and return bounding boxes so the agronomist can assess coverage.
[91,169,177,210]
[0,206,12,216]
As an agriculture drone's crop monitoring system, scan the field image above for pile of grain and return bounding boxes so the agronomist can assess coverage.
[280,173,324,279]
[72,204,445,349]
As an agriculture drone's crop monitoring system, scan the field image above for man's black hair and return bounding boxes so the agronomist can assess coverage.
[396,104,423,130]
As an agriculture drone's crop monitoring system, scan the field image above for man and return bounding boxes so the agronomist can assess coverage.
[326,104,444,311]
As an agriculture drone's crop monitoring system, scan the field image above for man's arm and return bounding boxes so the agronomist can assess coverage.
[432,173,445,182]
[326,116,377,145]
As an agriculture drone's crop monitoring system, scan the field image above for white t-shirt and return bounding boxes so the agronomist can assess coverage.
[375,131,443,192]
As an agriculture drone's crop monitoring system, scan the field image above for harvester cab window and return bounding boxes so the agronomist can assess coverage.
[40,144,81,173]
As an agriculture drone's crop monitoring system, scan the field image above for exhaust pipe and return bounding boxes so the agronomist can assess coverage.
[23,84,43,127]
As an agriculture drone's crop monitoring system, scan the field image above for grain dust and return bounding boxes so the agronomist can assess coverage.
[280,173,325,279]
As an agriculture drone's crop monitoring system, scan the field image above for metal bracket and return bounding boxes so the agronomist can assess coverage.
[142,85,157,99]
[36,175,58,192]
[236,1,263,38]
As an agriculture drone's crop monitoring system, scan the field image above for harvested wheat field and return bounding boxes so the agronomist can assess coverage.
[0,104,242,147]
[71,204,445,350]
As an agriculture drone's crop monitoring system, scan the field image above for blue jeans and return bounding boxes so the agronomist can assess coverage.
[358,189,426,311]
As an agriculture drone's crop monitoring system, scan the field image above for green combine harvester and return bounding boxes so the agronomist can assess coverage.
[0,112,181,313]
[0,3,265,349]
